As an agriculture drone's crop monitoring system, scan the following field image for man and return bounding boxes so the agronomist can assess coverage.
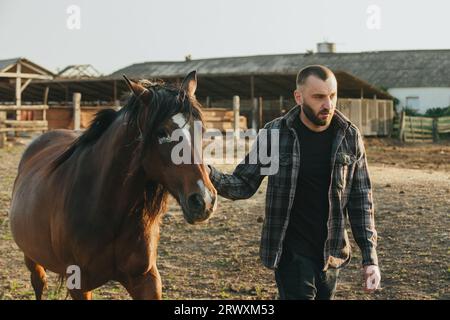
[206,65,381,300]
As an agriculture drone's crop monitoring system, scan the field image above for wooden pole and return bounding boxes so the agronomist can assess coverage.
[252,98,258,129]
[233,96,240,140]
[43,86,49,123]
[432,117,439,142]
[258,97,263,129]
[15,62,22,121]
[279,96,284,116]
[398,111,406,141]
[0,133,5,148]
[0,110,5,148]
[373,95,379,134]
[73,92,81,131]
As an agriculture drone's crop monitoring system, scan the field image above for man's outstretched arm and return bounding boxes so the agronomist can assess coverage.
[205,125,275,200]
[207,146,266,201]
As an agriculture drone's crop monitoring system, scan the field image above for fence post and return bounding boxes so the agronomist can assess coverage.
[432,117,439,142]
[398,111,406,142]
[0,111,5,148]
[252,98,258,130]
[73,92,81,131]
[233,95,240,141]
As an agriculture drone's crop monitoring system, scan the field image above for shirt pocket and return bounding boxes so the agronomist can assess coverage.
[270,153,293,187]
[334,152,356,190]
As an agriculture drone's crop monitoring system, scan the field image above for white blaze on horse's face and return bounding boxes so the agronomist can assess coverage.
[157,113,191,145]
[196,179,216,210]
[171,113,191,145]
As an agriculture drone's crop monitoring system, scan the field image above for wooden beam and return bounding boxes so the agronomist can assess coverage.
[42,86,49,121]
[43,87,49,105]
[0,127,48,133]
[16,63,21,121]
[73,92,81,130]
[0,105,49,111]
[20,60,52,76]
[0,62,16,73]
[20,79,32,93]
[0,72,53,80]
[3,120,48,127]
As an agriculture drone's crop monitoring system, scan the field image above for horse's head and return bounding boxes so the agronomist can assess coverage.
[123,71,217,224]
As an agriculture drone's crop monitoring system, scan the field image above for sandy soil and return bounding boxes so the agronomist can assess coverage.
[0,138,449,300]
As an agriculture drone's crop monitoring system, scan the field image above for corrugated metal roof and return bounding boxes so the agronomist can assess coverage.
[110,50,450,88]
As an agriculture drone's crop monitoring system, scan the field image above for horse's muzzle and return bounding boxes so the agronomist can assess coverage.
[184,192,216,224]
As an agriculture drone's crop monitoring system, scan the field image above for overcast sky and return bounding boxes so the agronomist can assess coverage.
[1,0,449,74]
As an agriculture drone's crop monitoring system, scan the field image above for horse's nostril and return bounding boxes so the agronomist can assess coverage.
[187,193,205,211]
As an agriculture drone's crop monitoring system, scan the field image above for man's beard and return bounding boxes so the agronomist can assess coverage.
[301,102,332,126]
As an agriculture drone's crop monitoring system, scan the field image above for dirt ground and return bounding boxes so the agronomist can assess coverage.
[0,137,449,300]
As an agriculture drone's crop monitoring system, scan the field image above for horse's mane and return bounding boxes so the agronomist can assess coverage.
[50,79,203,171]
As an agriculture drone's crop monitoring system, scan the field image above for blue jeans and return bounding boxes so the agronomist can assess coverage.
[275,247,339,300]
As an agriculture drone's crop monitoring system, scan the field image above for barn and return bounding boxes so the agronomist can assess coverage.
[1,48,403,140]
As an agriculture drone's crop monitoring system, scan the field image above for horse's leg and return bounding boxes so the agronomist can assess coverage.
[120,266,162,300]
[68,289,92,300]
[24,255,47,300]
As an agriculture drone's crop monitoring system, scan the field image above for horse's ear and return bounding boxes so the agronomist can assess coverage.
[123,75,151,103]
[181,70,197,97]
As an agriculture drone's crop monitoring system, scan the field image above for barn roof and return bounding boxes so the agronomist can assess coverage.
[0,57,54,76]
[110,49,450,88]
[14,69,392,103]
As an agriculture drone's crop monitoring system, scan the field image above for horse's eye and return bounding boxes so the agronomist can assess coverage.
[156,129,168,138]
[156,129,172,144]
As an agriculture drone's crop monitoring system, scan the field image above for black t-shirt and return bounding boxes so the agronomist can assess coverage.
[284,116,335,267]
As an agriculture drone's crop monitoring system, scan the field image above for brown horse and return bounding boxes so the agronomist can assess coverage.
[9,71,217,300]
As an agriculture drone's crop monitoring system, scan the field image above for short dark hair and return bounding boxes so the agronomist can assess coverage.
[296,65,334,87]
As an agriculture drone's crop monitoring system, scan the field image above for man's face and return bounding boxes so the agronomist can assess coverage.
[294,75,338,126]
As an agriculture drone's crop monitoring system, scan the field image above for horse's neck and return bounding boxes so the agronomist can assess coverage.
[80,115,146,214]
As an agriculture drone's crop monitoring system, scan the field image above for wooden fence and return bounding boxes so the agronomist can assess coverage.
[209,97,394,136]
[398,112,450,143]
[437,116,450,136]
[337,98,394,136]
[0,104,48,147]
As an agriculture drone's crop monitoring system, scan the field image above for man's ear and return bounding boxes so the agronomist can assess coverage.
[294,89,303,105]
[123,75,151,104]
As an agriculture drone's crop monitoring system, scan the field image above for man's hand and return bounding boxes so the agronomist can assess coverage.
[363,265,381,293]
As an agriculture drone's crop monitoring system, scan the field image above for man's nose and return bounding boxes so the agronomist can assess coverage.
[323,98,333,110]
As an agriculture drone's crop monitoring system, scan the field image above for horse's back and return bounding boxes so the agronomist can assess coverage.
[18,129,79,171]
[10,129,80,272]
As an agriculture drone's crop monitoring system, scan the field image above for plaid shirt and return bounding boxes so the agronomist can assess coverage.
[209,106,378,270]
